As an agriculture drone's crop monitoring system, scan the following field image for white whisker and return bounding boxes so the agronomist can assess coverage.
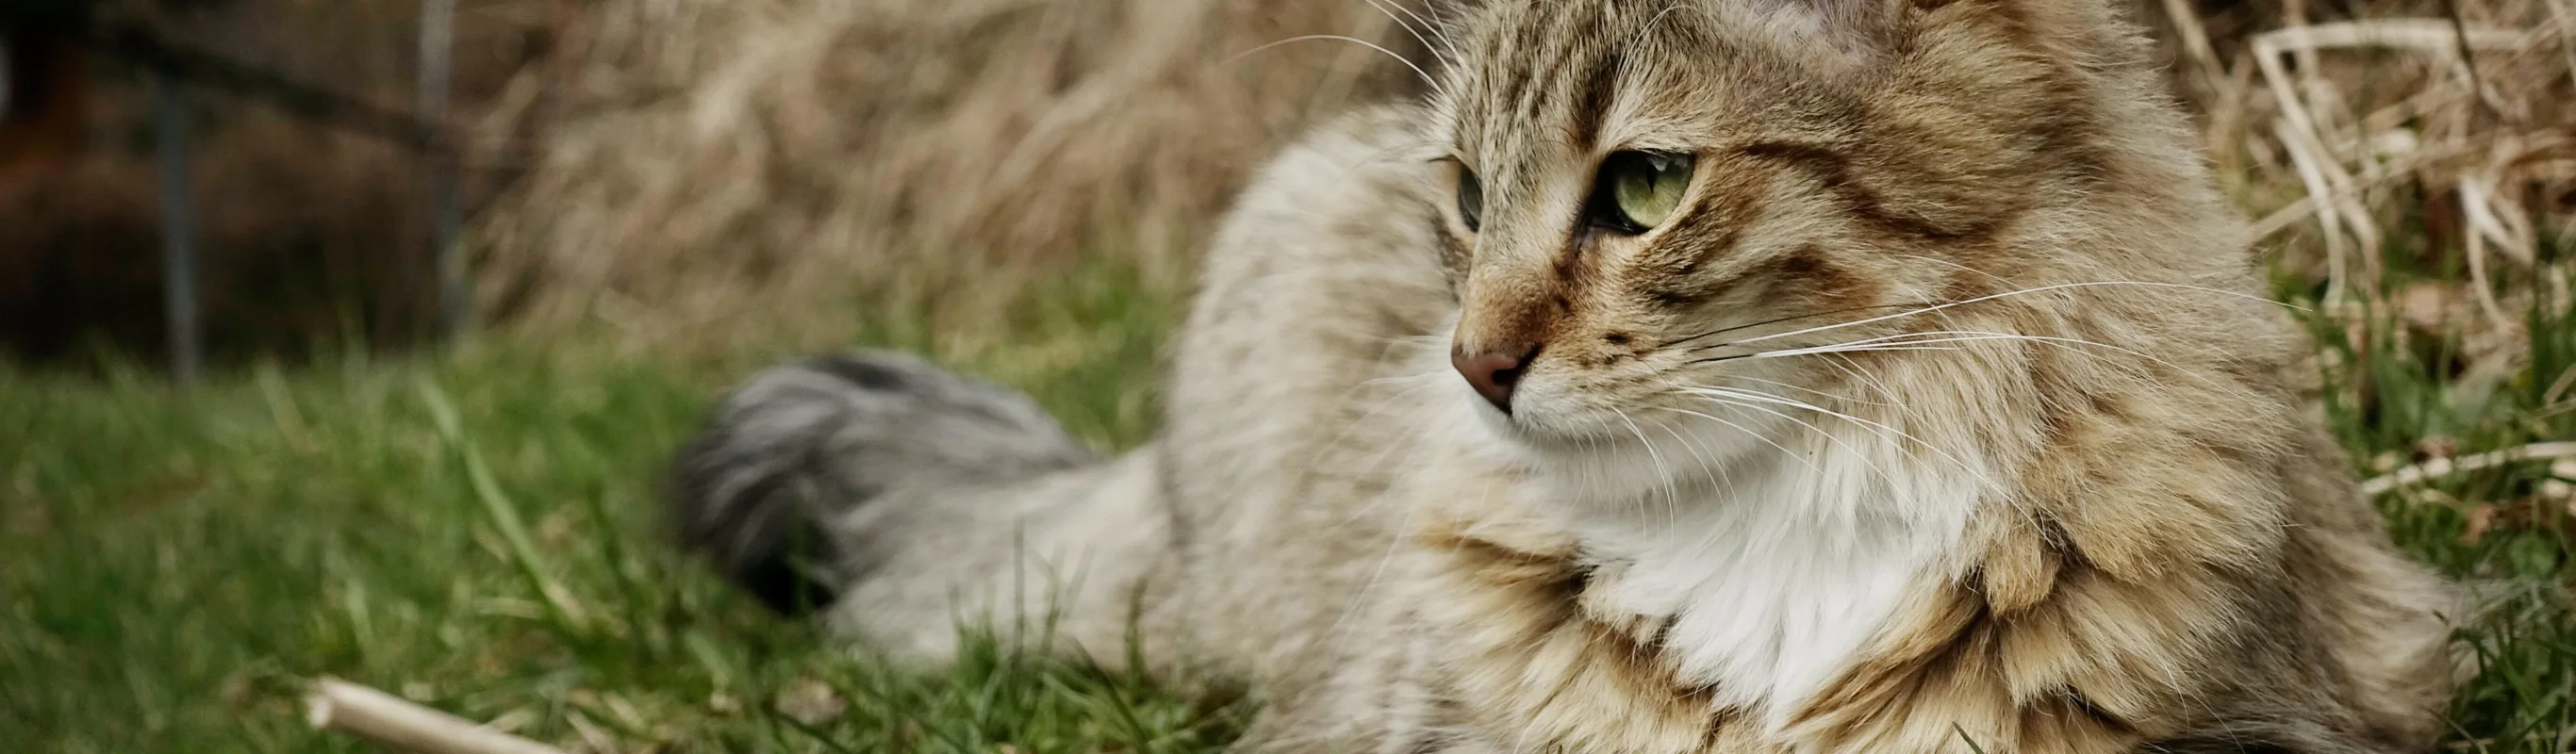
[1653,418,1728,491]
[1376,0,1460,57]
[1681,386,1990,486]
[1613,408,1680,518]
[1678,394,1896,488]
[1728,373,1895,407]
[1820,352,1944,462]
[1738,329,2210,389]
[1725,281,2299,348]
[1751,333,2120,359]
[1227,35,1443,94]
[1361,0,1445,67]
[1629,3,1695,57]
[1653,405,1821,474]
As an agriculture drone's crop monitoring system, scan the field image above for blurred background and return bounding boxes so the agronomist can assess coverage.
[3,0,2573,751]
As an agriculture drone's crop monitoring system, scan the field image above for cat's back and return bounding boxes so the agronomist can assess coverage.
[1149,105,1464,689]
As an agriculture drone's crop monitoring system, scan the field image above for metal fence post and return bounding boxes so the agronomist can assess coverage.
[153,73,201,385]
[420,0,464,337]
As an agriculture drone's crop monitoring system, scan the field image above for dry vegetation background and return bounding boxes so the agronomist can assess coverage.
[5,0,2568,365]
[465,0,2576,351]
[471,0,1438,336]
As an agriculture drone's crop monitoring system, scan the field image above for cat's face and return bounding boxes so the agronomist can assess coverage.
[1428,0,2130,453]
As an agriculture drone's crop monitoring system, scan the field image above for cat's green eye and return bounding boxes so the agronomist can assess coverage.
[1456,165,1484,233]
[1592,151,1695,233]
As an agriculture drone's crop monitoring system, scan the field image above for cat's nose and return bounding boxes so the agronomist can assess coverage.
[1452,347,1534,413]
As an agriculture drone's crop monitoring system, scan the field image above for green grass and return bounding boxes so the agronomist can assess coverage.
[3,249,2571,752]
[0,260,1240,753]
[2311,270,2576,750]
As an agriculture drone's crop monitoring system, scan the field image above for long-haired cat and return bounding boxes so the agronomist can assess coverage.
[669,0,2461,750]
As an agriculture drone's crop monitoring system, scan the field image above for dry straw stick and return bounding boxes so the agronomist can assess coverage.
[2158,0,2224,87]
[2249,18,2538,306]
[2361,442,2576,497]
[306,678,566,754]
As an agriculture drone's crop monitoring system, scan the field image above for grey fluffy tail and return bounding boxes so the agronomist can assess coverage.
[669,351,1093,615]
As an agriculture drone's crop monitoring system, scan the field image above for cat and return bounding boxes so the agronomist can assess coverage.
[669,0,2461,750]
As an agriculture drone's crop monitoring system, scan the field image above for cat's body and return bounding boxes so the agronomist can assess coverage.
[671,1,2459,751]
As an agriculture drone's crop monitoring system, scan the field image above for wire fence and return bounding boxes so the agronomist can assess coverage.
[2,0,469,383]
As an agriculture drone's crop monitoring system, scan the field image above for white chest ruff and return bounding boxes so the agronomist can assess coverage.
[1549,418,1986,729]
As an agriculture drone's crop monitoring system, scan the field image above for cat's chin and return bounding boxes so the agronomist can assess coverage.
[1458,394,1775,506]
[1457,391,1608,453]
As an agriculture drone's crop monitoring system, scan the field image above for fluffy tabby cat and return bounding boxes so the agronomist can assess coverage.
[670,0,2464,750]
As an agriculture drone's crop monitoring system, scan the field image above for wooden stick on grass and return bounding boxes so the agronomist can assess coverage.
[305,678,565,754]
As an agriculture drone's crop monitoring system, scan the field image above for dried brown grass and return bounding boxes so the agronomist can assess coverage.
[2188,0,2575,302]
[473,0,1441,339]
[2152,0,2576,399]
[477,0,2575,347]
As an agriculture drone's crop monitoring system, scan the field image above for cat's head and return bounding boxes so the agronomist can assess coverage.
[1424,0,2242,468]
